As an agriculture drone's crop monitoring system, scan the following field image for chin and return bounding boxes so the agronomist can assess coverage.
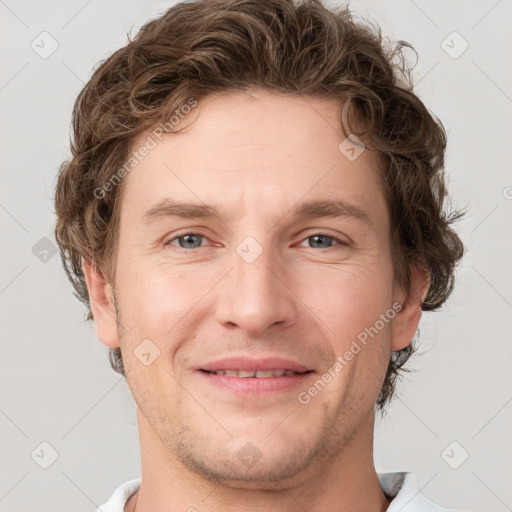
[181,452,318,489]
[172,428,332,489]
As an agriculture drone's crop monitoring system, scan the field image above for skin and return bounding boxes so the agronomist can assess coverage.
[83,89,428,512]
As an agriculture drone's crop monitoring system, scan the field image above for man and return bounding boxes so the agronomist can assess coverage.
[54,0,463,510]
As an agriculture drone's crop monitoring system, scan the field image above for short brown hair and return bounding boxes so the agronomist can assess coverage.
[54,0,464,410]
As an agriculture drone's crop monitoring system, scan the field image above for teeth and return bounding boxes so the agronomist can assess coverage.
[238,370,256,378]
[255,370,274,378]
[210,369,299,378]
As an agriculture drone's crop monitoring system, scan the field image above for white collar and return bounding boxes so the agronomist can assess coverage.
[97,472,456,512]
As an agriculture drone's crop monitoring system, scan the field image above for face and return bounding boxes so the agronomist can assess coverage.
[88,89,419,487]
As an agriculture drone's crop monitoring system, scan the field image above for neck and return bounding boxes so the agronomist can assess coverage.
[126,408,389,512]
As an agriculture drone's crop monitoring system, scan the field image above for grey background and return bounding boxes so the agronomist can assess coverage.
[1,1,511,511]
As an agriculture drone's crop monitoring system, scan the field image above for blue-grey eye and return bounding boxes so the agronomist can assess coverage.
[308,235,335,248]
[176,234,203,248]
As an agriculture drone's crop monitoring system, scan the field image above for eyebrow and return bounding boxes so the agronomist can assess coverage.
[293,199,372,226]
[142,199,219,223]
[141,198,372,226]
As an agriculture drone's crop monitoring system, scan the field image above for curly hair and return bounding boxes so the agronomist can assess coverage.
[54,0,464,410]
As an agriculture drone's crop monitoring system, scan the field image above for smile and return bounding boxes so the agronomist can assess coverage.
[203,369,306,377]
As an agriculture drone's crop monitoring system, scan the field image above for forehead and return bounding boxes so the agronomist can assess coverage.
[120,90,387,225]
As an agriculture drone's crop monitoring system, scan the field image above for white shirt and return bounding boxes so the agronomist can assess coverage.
[96,472,456,511]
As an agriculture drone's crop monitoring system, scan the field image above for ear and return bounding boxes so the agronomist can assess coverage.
[82,257,120,349]
[391,265,429,351]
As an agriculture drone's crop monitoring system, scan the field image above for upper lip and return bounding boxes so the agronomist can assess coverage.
[199,357,312,373]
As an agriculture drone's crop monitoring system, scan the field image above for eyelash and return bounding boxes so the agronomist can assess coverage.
[163,230,348,250]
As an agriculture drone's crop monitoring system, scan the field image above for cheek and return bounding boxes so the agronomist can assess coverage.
[301,261,395,405]
[116,269,191,394]
[302,260,395,346]
[115,259,198,335]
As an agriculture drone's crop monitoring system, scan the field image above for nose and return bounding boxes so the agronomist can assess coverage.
[214,244,298,337]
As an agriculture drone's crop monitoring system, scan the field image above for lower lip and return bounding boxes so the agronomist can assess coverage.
[197,370,314,396]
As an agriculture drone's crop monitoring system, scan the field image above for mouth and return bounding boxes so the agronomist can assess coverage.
[196,357,315,396]
[200,369,309,377]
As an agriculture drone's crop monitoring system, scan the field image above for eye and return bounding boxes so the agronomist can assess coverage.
[166,233,205,249]
[298,233,346,249]
[164,231,347,250]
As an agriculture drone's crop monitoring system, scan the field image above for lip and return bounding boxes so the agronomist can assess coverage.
[198,357,312,373]
[196,357,314,397]
[197,369,314,396]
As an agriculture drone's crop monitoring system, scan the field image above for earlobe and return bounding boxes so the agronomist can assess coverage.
[391,266,429,351]
[81,257,120,349]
